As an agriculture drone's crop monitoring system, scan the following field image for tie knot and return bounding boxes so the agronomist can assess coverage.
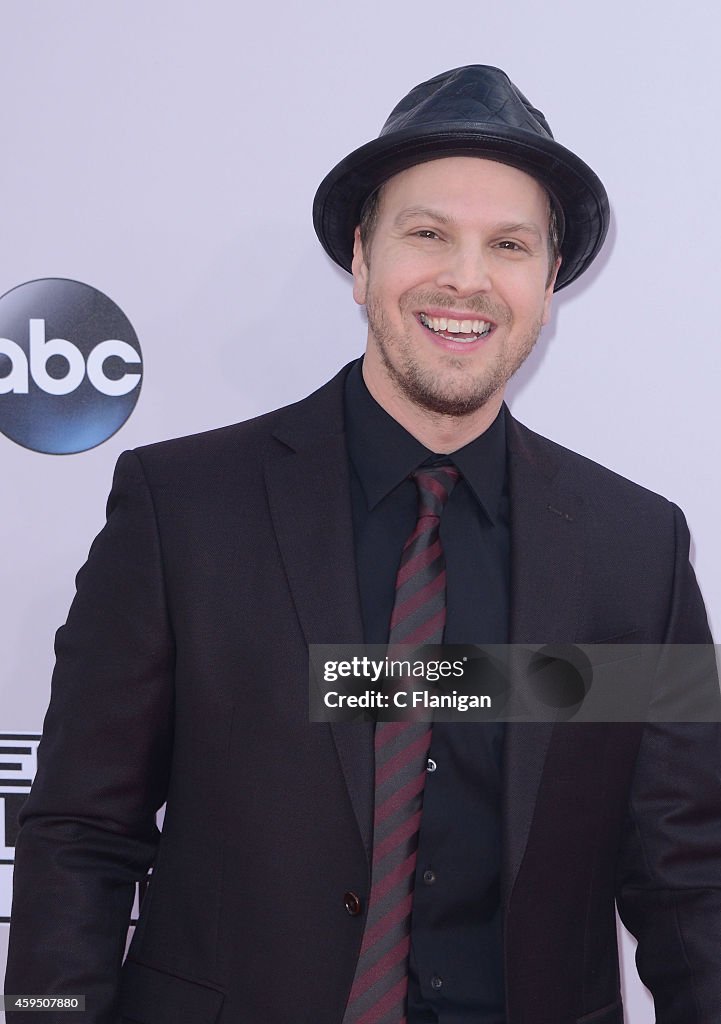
[411,464,460,517]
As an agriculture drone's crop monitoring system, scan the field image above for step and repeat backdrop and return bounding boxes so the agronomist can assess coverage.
[1,3,719,1021]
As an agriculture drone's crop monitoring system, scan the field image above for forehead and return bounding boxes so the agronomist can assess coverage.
[377,156,550,224]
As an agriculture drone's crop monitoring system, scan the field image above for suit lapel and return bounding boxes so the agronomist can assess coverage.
[264,365,374,859]
[506,413,586,646]
[502,411,587,902]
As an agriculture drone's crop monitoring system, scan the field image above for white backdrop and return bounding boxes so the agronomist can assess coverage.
[1,2,719,1020]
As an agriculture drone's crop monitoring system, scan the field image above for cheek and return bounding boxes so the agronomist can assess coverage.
[352,260,369,305]
[353,276,367,305]
[505,277,554,324]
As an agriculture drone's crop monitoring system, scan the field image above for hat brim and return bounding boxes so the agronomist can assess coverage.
[313,123,609,291]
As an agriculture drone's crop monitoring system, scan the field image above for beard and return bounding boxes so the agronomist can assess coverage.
[365,287,544,418]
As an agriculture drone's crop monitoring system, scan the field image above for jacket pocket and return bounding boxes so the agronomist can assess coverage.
[120,960,224,1024]
[576,998,623,1023]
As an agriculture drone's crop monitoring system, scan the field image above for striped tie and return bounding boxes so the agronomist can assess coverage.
[343,464,460,1024]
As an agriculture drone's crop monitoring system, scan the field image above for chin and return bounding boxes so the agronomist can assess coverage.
[395,370,501,418]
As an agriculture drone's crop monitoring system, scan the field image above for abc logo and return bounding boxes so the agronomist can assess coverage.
[0,278,142,454]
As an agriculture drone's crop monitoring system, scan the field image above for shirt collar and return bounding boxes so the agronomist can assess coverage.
[344,358,507,524]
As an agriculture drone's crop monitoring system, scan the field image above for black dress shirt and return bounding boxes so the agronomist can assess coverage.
[344,359,509,1024]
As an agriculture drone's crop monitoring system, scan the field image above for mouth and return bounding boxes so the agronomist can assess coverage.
[418,311,494,344]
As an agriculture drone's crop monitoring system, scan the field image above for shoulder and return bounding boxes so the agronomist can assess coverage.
[507,414,712,642]
[507,412,680,520]
[121,361,353,483]
[506,412,692,584]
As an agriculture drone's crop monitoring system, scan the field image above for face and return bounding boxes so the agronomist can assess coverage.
[353,156,559,423]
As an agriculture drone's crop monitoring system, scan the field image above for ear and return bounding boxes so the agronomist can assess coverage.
[541,256,561,325]
[351,226,369,305]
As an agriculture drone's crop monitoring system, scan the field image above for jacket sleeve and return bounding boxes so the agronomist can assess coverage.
[4,450,175,1023]
[615,503,721,1023]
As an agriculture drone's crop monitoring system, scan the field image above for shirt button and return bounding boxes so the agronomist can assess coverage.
[431,975,443,990]
[426,757,437,772]
[423,869,436,885]
[344,891,362,916]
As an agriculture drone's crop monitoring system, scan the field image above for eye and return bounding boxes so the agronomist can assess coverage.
[414,229,441,240]
[495,240,524,251]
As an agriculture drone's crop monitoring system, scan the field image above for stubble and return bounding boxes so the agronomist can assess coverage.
[365,287,544,418]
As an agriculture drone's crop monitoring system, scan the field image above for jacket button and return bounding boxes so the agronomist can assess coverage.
[344,891,362,916]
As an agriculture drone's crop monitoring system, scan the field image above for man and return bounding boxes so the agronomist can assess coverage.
[5,65,721,1024]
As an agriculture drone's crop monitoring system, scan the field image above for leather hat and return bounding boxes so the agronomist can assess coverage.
[313,65,609,290]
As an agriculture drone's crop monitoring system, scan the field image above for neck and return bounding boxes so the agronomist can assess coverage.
[361,359,504,454]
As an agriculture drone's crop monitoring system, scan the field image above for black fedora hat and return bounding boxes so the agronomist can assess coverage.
[313,65,609,291]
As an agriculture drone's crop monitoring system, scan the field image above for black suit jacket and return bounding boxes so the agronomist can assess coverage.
[6,362,721,1024]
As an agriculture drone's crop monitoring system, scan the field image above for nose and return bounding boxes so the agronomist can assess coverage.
[434,241,493,296]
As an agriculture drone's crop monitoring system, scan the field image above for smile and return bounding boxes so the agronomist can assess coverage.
[418,312,493,342]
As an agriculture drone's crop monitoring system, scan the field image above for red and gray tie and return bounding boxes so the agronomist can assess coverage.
[343,464,460,1024]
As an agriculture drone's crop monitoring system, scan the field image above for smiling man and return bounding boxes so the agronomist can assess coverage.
[6,66,721,1024]
[354,157,558,448]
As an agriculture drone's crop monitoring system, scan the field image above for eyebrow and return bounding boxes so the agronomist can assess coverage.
[496,222,544,243]
[393,206,455,227]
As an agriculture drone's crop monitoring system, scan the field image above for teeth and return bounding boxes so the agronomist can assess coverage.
[419,312,491,338]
